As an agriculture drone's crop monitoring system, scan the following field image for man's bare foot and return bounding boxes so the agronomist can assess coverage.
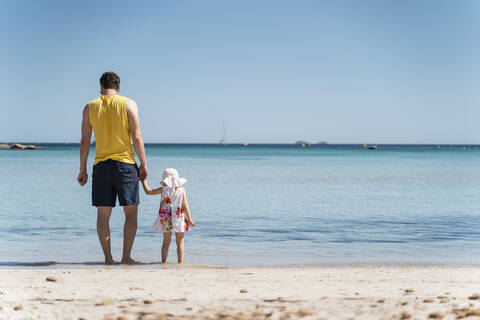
[105,258,117,265]
[121,258,136,265]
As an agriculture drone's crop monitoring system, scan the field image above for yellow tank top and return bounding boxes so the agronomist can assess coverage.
[88,95,136,165]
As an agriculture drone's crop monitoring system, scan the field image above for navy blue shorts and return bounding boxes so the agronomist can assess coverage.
[92,159,139,207]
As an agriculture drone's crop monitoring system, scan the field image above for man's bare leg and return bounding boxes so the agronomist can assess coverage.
[176,232,184,264]
[97,206,114,265]
[121,205,138,264]
[162,232,172,263]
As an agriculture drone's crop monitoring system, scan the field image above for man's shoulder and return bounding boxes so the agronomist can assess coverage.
[87,96,102,106]
[117,95,131,102]
[124,97,138,112]
[122,96,135,104]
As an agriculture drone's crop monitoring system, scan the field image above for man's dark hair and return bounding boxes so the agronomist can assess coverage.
[100,72,120,90]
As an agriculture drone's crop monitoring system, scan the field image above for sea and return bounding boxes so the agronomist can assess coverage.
[1,144,479,267]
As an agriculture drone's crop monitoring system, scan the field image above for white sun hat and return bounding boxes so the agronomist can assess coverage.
[161,168,187,188]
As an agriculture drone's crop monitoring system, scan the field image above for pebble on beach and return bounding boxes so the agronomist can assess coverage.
[240,289,248,293]
[405,289,415,294]
[400,311,411,319]
[143,299,153,304]
[423,298,434,303]
[95,298,113,306]
[13,305,22,311]
[296,309,313,317]
[465,309,480,316]
[251,311,265,317]
[45,276,57,282]
[468,294,480,300]
[428,312,444,319]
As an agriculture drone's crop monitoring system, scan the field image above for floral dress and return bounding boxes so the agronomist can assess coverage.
[152,187,191,233]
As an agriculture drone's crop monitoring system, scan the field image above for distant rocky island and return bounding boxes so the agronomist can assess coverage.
[0,143,42,150]
[295,141,328,145]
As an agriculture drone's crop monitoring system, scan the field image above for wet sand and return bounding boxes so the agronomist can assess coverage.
[0,263,479,319]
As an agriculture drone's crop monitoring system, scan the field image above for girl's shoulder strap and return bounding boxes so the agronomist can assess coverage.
[174,186,185,194]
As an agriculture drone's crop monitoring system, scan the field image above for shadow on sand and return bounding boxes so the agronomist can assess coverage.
[0,261,166,267]
[0,261,227,269]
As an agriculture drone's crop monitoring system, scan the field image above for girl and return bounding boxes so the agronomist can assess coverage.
[141,168,195,263]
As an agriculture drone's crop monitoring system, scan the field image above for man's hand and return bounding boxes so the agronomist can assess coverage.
[79,105,92,185]
[138,164,148,180]
[77,171,88,186]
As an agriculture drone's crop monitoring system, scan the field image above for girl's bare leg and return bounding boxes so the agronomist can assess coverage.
[162,232,172,263]
[175,232,185,263]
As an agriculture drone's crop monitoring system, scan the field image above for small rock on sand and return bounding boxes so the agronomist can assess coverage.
[116,317,128,320]
[240,289,248,293]
[46,276,57,282]
[400,311,411,319]
[405,288,415,294]
[216,311,230,318]
[95,298,113,306]
[296,309,313,317]
[423,298,434,303]
[468,294,480,300]
[453,308,469,318]
[14,305,23,311]
[401,301,408,306]
[466,309,480,316]
[377,299,385,303]
[428,312,444,319]
[143,299,153,304]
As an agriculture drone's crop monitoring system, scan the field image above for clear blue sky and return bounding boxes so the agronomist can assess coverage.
[1,0,479,144]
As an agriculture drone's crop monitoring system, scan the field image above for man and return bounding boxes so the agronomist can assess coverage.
[77,71,148,265]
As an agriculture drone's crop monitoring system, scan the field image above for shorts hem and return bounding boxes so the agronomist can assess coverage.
[92,203,116,207]
[119,202,140,207]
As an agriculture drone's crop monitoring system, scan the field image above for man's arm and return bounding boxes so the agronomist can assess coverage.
[78,104,92,186]
[126,99,148,180]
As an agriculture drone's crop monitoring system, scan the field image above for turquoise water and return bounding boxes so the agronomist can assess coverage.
[1,144,480,266]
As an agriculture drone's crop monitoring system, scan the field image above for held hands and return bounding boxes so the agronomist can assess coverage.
[77,171,88,186]
[138,163,148,180]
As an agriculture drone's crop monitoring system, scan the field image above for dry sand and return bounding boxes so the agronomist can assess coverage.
[0,263,479,319]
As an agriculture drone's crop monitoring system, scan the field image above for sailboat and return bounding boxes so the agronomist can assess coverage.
[219,120,227,145]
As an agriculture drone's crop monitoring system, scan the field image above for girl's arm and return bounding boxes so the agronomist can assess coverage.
[182,189,196,226]
[141,179,163,195]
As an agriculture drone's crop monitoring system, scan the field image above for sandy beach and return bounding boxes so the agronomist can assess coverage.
[0,264,479,319]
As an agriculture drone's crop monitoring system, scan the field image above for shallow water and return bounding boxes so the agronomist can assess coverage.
[1,144,479,266]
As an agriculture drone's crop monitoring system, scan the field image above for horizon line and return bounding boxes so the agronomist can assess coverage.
[2,142,480,146]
